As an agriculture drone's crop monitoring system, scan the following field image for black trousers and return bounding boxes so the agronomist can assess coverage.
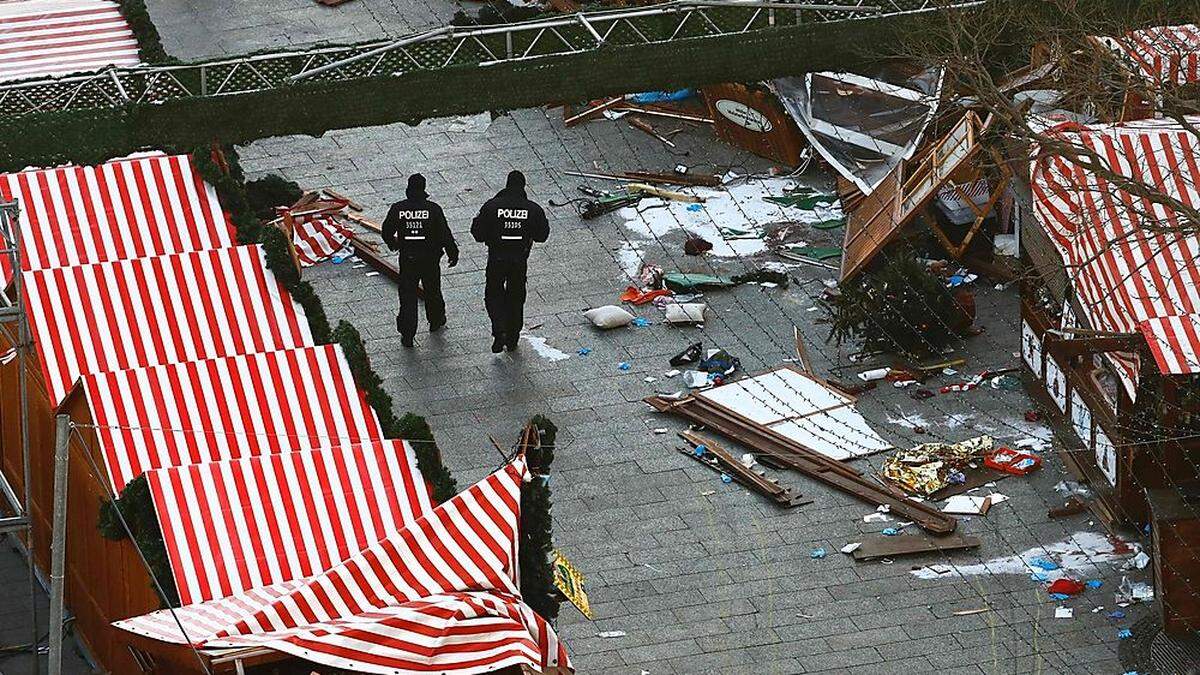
[484,256,528,340]
[397,256,445,339]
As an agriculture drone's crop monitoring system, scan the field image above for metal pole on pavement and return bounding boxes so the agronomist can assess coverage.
[47,414,70,675]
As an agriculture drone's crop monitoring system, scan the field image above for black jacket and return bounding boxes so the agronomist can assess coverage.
[382,198,458,262]
[471,187,549,261]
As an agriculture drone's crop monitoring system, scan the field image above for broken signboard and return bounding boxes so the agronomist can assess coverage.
[552,549,594,620]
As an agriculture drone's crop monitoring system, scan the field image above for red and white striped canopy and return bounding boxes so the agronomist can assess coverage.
[148,440,433,606]
[1031,118,1200,390]
[0,0,139,83]
[291,213,351,267]
[1100,24,1200,87]
[83,344,382,492]
[24,245,311,405]
[116,458,573,675]
[0,153,232,288]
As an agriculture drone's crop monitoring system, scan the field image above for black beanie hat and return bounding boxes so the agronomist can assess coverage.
[506,170,526,191]
[406,173,427,199]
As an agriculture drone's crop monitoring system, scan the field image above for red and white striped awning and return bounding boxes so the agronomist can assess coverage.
[291,213,351,267]
[116,458,573,675]
[83,344,382,492]
[1099,24,1200,87]
[0,0,140,83]
[0,153,232,288]
[1031,117,1200,391]
[24,245,311,405]
[148,440,433,606]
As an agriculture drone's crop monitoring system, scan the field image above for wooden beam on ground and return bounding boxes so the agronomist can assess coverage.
[646,391,958,534]
[346,232,400,283]
[851,531,981,561]
[679,431,810,508]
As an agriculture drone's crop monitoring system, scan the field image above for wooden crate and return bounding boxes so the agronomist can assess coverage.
[700,83,806,167]
[1146,486,1200,635]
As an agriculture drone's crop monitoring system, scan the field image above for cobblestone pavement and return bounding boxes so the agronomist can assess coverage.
[236,109,1148,674]
[0,537,94,675]
[145,0,460,59]
[26,4,1152,672]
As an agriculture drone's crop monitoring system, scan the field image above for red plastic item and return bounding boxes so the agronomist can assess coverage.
[985,447,1043,476]
[620,286,674,306]
[1047,578,1085,596]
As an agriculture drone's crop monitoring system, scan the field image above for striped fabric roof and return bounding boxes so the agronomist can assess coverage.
[116,458,573,675]
[0,0,139,83]
[83,344,382,492]
[1030,117,1200,391]
[291,213,351,267]
[148,441,432,606]
[23,245,311,405]
[1099,24,1200,87]
[0,153,232,287]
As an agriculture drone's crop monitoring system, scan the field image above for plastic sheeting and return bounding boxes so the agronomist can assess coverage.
[773,66,943,195]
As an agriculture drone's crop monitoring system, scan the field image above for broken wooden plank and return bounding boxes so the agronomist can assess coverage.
[626,116,675,147]
[564,97,622,127]
[851,532,981,561]
[346,232,399,283]
[793,325,814,375]
[626,183,703,203]
[321,188,363,211]
[646,382,958,534]
[679,431,809,508]
[346,212,383,234]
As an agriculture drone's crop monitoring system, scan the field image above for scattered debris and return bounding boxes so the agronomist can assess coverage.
[585,305,636,329]
[1115,576,1154,604]
[911,531,1137,580]
[678,431,810,508]
[647,366,954,533]
[851,531,980,561]
[882,436,994,497]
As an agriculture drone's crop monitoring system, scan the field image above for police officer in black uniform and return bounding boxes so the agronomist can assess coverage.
[382,174,459,348]
[471,170,549,353]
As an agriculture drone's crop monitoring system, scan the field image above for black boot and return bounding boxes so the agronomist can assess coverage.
[491,336,505,353]
[429,319,446,333]
[402,336,414,348]
[506,337,520,352]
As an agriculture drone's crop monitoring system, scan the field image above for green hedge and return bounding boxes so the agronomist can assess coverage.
[0,9,953,171]
[521,415,561,621]
[332,321,459,502]
[116,0,177,65]
[98,475,179,607]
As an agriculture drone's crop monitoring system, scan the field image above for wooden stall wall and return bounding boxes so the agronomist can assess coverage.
[0,332,160,674]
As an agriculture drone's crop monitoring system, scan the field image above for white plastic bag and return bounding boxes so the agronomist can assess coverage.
[584,305,635,329]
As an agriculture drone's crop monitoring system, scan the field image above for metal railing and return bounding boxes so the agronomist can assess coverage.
[0,0,982,118]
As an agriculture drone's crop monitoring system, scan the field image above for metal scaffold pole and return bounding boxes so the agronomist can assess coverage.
[0,200,38,671]
[47,414,70,675]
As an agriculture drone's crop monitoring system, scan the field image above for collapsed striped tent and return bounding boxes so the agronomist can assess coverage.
[116,458,572,675]
[291,212,352,267]
[147,441,434,605]
[0,153,232,288]
[0,0,140,83]
[82,344,382,492]
[1031,117,1200,394]
[23,245,311,405]
[1099,24,1200,87]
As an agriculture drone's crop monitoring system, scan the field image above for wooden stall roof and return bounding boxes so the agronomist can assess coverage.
[840,111,990,281]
